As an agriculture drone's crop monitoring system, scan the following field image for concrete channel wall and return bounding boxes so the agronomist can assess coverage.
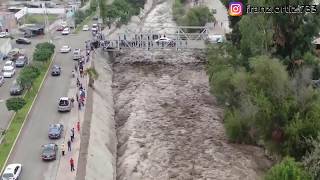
[85,52,117,180]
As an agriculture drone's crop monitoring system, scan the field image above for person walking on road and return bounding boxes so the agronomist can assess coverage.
[70,97,74,108]
[67,140,71,151]
[70,158,75,172]
[76,92,79,102]
[71,128,75,141]
[61,143,65,156]
[78,101,81,110]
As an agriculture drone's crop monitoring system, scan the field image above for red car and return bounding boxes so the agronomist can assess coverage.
[56,26,64,31]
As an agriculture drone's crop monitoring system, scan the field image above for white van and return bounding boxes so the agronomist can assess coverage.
[206,35,225,44]
[3,66,15,78]
[73,49,81,60]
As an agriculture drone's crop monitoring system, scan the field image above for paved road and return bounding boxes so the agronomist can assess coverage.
[0,37,44,130]
[7,29,92,180]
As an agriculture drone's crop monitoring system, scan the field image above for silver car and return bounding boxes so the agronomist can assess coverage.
[57,97,71,112]
[0,75,4,86]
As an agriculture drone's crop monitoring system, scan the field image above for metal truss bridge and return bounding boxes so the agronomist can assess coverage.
[100,26,210,51]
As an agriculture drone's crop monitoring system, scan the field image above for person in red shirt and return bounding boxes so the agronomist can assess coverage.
[70,158,75,172]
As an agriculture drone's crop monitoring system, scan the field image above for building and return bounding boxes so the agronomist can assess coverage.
[0,38,12,60]
[0,11,17,32]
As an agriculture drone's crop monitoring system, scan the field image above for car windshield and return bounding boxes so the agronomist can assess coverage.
[43,146,54,153]
[4,62,12,66]
[2,173,13,178]
[62,46,68,49]
[59,100,69,106]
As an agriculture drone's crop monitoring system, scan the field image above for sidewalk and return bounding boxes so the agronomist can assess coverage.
[55,52,91,180]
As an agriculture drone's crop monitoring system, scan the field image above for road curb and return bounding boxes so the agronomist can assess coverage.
[0,52,56,175]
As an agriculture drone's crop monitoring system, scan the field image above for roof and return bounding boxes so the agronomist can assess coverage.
[60,97,69,100]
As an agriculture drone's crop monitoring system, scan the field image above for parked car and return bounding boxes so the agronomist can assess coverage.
[62,28,70,35]
[0,75,4,86]
[15,56,28,67]
[48,123,64,139]
[73,48,81,60]
[82,25,89,31]
[58,97,71,112]
[41,143,58,161]
[3,61,16,78]
[7,49,23,61]
[3,60,15,69]
[51,65,61,76]
[59,45,71,53]
[0,32,9,38]
[3,66,15,78]
[10,81,24,96]
[1,163,22,180]
[16,38,31,44]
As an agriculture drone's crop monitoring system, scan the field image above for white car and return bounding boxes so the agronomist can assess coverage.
[91,24,98,31]
[61,28,70,35]
[82,25,89,31]
[3,66,15,78]
[0,32,9,38]
[3,61,15,69]
[0,75,4,86]
[73,48,82,60]
[60,45,71,53]
[1,163,22,180]
[206,35,225,44]
[155,37,172,43]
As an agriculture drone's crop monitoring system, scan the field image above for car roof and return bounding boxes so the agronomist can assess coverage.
[5,61,13,64]
[60,97,69,100]
[62,45,69,47]
[4,164,21,173]
[43,143,56,147]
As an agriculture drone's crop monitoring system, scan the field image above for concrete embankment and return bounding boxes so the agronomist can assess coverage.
[84,52,117,180]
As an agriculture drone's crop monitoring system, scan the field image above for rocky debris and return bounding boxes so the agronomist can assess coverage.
[113,50,272,180]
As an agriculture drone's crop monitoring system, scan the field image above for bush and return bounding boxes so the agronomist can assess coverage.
[18,65,41,90]
[6,97,26,112]
[33,42,55,62]
[265,157,311,180]
[303,134,320,180]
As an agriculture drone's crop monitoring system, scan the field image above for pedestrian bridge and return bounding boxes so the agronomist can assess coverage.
[100,26,211,51]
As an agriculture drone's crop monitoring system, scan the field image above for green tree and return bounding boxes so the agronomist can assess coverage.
[18,65,41,90]
[303,134,320,180]
[33,48,52,62]
[239,15,273,58]
[265,157,311,180]
[36,42,55,52]
[6,97,26,112]
[85,67,99,88]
